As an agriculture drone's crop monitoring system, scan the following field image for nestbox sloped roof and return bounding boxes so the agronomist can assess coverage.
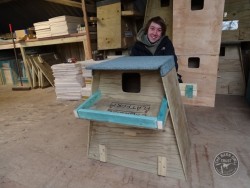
[86,56,175,77]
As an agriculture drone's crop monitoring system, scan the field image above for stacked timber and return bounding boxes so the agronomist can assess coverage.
[51,63,84,100]
[79,59,97,99]
[49,16,84,36]
[26,53,61,88]
[33,21,51,39]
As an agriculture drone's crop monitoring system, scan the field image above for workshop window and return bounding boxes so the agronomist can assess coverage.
[191,0,204,10]
[122,73,141,93]
[188,57,200,68]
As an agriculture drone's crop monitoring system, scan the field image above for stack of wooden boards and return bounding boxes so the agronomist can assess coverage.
[49,16,84,36]
[51,63,85,100]
[26,53,61,88]
[33,21,51,39]
[33,16,83,39]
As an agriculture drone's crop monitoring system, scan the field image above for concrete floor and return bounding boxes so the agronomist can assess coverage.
[0,85,250,188]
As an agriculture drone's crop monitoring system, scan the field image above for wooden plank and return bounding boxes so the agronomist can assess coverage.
[179,83,198,97]
[0,69,4,85]
[121,10,143,17]
[26,57,39,88]
[32,56,54,87]
[177,55,219,107]
[97,2,122,49]
[99,144,107,162]
[76,92,168,129]
[158,156,167,176]
[81,0,93,59]
[2,68,13,85]
[162,68,191,180]
[97,70,165,103]
[20,47,32,88]
[19,35,86,48]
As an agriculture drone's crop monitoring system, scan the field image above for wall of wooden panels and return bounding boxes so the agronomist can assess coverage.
[222,0,250,42]
[173,0,225,107]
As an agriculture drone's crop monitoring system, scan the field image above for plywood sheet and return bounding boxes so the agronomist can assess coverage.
[173,0,225,55]
[97,2,121,50]
[95,70,165,103]
[162,68,191,180]
[88,119,185,180]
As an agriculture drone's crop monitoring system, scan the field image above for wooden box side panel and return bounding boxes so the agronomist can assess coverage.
[98,70,165,103]
[97,2,121,50]
[88,119,185,180]
[173,0,225,55]
[178,55,219,107]
[162,68,191,179]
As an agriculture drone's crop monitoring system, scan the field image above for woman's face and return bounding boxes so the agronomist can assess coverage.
[147,22,162,43]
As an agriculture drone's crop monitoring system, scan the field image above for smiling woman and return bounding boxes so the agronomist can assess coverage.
[130,16,182,82]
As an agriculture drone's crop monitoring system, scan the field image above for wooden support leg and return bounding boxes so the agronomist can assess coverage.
[99,144,107,162]
[158,156,167,177]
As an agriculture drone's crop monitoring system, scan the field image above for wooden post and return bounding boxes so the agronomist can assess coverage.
[81,0,92,60]
[20,46,32,88]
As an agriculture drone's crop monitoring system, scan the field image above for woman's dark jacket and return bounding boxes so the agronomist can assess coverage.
[130,36,178,71]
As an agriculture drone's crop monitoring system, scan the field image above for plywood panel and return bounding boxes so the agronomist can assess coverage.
[177,55,219,107]
[162,68,191,179]
[88,120,186,180]
[173,0,225,55]
[97,2,121,50]
[97,70,165,103]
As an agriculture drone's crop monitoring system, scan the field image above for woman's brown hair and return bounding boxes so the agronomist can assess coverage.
[144,16,167,37]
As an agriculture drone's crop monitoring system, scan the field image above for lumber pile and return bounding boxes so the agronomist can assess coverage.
[26,53,61,88]
[33,21,51,39]
[49,16,84,36]
[51,63,85,100]
[33,16,84,38]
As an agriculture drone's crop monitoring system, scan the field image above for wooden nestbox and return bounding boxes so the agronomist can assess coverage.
[74,56,191,180]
